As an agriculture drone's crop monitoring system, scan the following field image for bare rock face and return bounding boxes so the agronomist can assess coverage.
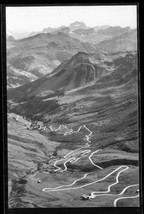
[69,21,87,31]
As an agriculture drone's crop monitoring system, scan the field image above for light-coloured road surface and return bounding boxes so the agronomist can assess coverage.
[42,124,139,207]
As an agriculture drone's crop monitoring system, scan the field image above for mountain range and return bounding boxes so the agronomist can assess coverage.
[27,22,109,38]
[7,31,97,88]
[7,22,137,89]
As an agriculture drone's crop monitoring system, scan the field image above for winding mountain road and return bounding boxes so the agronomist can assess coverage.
[42,124,139,207]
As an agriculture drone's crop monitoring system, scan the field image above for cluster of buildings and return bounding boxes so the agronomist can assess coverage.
[81,193,95,200]
[26,121,47,131]
[12,114,47,131]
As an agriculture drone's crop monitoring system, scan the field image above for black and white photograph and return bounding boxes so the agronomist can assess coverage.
[5,4,140,208]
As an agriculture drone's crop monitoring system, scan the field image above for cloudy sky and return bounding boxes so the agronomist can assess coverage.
[6,5,137,33]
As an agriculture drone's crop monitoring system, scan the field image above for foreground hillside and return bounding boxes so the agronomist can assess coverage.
[8,113,139,208]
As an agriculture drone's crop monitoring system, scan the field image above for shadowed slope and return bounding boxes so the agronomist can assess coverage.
[7,32,97,88]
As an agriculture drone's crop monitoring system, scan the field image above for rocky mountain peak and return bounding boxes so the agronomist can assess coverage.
[69,21,87,31]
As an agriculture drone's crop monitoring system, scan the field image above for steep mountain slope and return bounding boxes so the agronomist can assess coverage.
[7,50,115,100]
[8,51,138,132]
[8,51,137,100]
[7,32,97,88]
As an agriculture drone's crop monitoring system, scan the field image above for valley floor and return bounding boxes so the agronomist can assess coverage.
[8,114,139,208]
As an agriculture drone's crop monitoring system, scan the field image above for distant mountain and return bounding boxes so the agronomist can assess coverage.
[6,35,16,50]
[73,28,95,36]
[27,24,134,46]
[97,26,131,36]
[29,22,88,37]
[29,31,40,37]
[52,27,71,35]
[7,32,98,88]
[7,29,30,39]
[29,26,66,37]
[8,23,135,42]
[96,29,137,52]
[69,25,134,45]
[42,26,66,33]
[7,35,15,41]
[69,21,87,31]
[7,23,137,89]
[94,25,110,32]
